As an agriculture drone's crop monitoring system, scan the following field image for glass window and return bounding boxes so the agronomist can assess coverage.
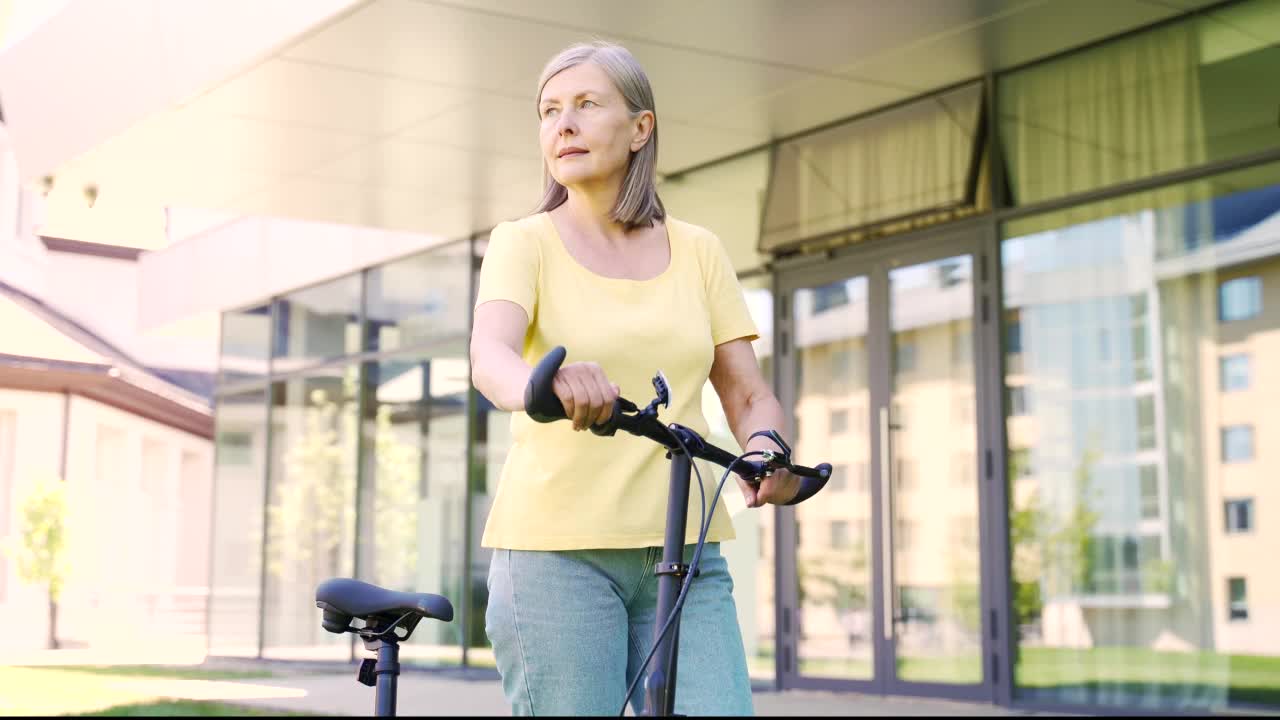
[811,282,849,314]
[896,458,915,491]
[1222,425,1254,463]
[951,322,973,366]
[1219,277,1262,322]
[1224,499,1254,533]
[761,81,984,253]
[1139,465,1160,520]
[792,275,872,680]
[896,519,914,553]
[829,408,848,435]
[356,351,469,667]
[219,303,271,389]
[1228,578,1249,621]
[271,273,362,374]
[1006,312,1023,355]
[1220,354,1251,391]
[1002,161,1280,711]
[261,366,359,660]
[1137,395,1156,451]
[830,464,850,492]
[364,243,470,354]
[1132,324,1151,381]
[854,462,868,493]
[830,349,851,383]
[949,516,978,550]
[895,337,917,373]
[952,452,975,487]
[998,0,1280,206]
[209,389,269,657]
[830,520,850,549]
[1009,448,1032,478]
[1007,385,1029,416]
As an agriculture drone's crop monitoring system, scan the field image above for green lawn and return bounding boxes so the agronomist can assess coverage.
[14,665,275,681]
[0,665,300,717]
[1016,647,1280,707]
[76,700,308,716]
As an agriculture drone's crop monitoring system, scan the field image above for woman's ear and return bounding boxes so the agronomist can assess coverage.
[630,111,655,152]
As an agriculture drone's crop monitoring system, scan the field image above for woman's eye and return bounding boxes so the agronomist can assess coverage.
[581,100,596,108]
[542,107,558,118]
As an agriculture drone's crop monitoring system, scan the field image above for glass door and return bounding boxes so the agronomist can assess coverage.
[777,228,996,702]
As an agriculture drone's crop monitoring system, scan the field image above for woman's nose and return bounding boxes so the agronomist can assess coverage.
[556,109,577,135]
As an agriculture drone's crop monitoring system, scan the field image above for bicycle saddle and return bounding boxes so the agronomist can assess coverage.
[316,578,454,634]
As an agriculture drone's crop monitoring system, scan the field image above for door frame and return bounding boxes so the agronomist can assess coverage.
[771,217,1013,705]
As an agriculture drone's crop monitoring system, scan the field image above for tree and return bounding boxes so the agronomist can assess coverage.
[1054,448,1100,596]
[5,475,69,649]
[266,385,358,587]
[264,370,424,644]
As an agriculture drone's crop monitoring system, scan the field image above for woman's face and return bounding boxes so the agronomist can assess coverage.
[538,61,652,191]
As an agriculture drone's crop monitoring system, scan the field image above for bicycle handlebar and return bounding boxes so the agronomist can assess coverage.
[522,346,831,506]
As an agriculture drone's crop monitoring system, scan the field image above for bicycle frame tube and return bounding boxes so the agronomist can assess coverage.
[644,441,696,716]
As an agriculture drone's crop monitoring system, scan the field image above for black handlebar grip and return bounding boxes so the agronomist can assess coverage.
[784,463,831,505]
[789,462,831,480]
[524,346,568,423]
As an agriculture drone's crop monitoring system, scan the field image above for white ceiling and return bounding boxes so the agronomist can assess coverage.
[47,0,1223,245]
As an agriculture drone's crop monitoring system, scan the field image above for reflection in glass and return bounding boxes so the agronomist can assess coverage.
[261,367,358,659]
[889,256,983,684]
[793,276,872,679]
[999,0,1280,206]
[356,352,469,667]
[209,389,268,656]
[272,273,362,374]
[365,244,471,353]
[220,304,271,387]
[1002,164,1280,711]
[762,82,984,254]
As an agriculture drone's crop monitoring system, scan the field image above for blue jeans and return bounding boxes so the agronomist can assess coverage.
[485,542,754,716]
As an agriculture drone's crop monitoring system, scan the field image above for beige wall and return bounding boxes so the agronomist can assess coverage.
[0,389,213,653]
[1204,257,1279,655]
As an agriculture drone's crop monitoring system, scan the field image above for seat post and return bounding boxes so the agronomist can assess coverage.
[373,638,400,717]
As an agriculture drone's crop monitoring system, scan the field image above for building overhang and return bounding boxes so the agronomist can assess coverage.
[0,353,213,440]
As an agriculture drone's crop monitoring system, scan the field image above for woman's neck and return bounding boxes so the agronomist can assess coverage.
[558,177,632,244]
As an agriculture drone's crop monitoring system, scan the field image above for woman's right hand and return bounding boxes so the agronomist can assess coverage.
[552,361,620,431]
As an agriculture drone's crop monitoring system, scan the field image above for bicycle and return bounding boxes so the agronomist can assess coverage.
[315,345,831,717]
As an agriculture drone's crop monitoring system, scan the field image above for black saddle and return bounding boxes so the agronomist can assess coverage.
[316,578,454,635]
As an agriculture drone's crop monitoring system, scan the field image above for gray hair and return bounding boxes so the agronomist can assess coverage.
[533,41,664,230]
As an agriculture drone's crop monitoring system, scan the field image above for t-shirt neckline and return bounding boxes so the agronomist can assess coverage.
[542,211,675,284]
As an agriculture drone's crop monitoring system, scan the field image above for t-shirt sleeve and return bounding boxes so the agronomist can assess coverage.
[474,220,540,322]
[701,230,760,346]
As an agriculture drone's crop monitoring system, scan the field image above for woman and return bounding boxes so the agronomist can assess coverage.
[470,40,799,716]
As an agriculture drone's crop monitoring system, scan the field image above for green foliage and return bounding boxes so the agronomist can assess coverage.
[6,475,69,602]
[265,371,421,589]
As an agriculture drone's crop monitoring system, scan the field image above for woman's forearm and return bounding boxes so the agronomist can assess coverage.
[726,389,791,455]
[471,337,533,412]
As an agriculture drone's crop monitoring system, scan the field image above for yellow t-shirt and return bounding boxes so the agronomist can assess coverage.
[474,211,760,551]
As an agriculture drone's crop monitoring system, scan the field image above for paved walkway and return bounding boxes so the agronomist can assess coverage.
[220,671,1044,716]
[200,659,1066,716]
[3,651,1074,716]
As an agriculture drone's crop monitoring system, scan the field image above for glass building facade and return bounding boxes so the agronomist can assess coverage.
[209,1,1280,712]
